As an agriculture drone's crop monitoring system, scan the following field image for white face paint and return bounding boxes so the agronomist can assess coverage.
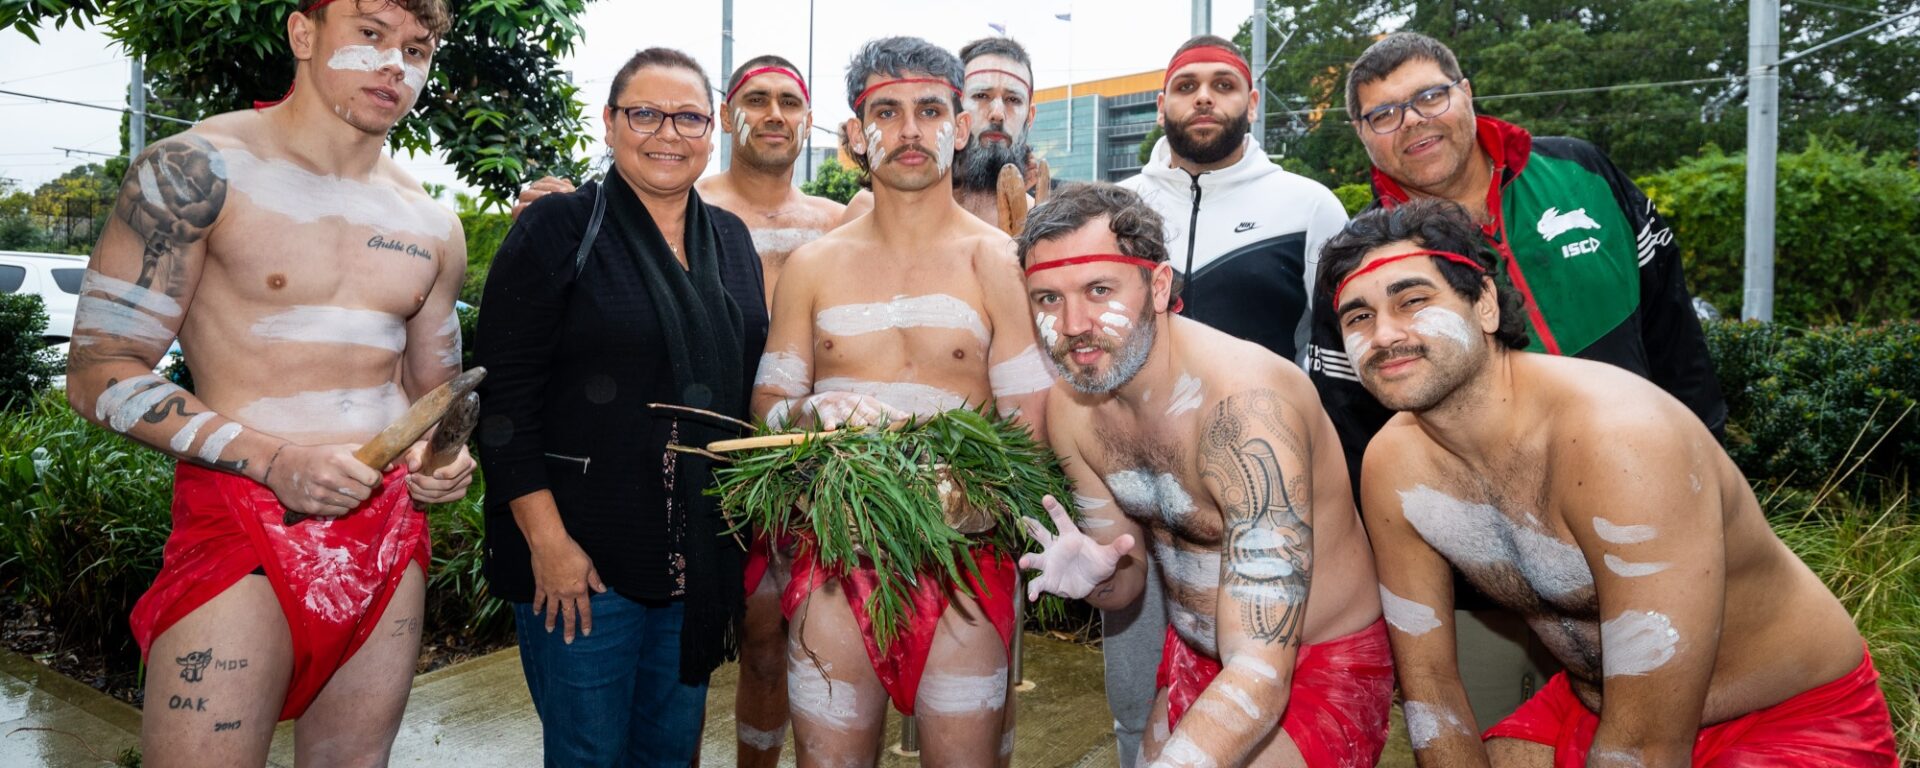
[168,412,218,454]
[195,422,244,464]
[1035,311,1060,347]
[1166,373,1203,417]
[786,654,860,729]
[1152,541,1221,593]
[1098,299,1135,335]
[989,345,1055,398]
[754,350,811,397]
[934,121,956,176]
[813,377,966,417]
[1603,554,1671,578]
[916,671,1007,714]
[1593,517,1657,544]
[815,294,989,347]
[1398,485,1594,600]
[962,70,1032,142]
[220,148,452,240]
[327,44,427,96]
[732,107,752,147]
[736,722,785,751]
[94,375,180,433]
[1402,701,1464,749]
[1224,654,1277,680]
[1343,331,1372,369]
[1409,307,1474,350]
[232,382,408,439]
[251,306,405,352]
[862,121,885,164]
[749,227,826,256]
[1380,585,1443,636]
[1601,610,1679,677]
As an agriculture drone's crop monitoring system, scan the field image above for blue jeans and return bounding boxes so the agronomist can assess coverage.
[514,593,708,767]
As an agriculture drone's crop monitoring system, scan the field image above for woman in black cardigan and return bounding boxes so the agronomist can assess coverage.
[473,48,767,766]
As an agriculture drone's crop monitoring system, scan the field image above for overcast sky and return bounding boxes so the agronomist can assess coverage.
[0,0,1259,200]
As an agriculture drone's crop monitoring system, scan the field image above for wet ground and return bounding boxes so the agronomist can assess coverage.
[3,635,1417,767]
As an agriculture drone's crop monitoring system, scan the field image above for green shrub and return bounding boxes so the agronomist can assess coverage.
[1332,182,1373,217]
[0,293,59,409]
[1770,486,1920,763]
[799,158,865,205]
[425,474,510,644]
[1639,138,1920,326]
[460,211,514,306]
[1706,320,1918,490]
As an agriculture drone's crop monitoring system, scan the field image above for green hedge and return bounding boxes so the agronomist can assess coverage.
[0,292,59,410]
[1706,320,1918,491]
[1640,137,1920,327]
[1332,182,1372,217]
[460,211,513,307]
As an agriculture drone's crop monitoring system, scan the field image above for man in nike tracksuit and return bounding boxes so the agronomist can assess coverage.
[1105,34,1350,767]
[1306,31,1727,729]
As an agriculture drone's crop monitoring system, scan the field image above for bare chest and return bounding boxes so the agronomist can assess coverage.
[1396,482,1596,615]
[810,263,993,388]
[1089,423,1220,545]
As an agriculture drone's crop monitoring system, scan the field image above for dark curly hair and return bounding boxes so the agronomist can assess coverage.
[1316,199,1530,350]
[1015,182,1166,267]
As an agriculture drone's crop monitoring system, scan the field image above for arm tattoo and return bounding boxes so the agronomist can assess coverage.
[1202,389,1313,646]
[118,135,227,295]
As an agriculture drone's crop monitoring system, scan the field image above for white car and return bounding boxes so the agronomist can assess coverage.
[0,250,88,343]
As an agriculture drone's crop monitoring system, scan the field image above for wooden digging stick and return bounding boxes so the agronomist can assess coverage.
[422,391,481,474]
[996,163,1030,237]
[1031,158,1052,204]
[704,418,913,454]
[284,367,487,525]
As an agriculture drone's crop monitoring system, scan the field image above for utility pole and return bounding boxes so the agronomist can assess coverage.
[1191,0,1210,36]
[129,57,146,161]
[1743,0,1779,322]
[1250,0,1267,148]
[805,0,815,184]
[720,0,734,171]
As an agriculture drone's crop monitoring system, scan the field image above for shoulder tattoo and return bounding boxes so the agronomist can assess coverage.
[119,135,228,294]
[1201,388,1313,646]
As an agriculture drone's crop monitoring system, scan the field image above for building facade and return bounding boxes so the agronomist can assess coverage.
[1031,69,1164,183]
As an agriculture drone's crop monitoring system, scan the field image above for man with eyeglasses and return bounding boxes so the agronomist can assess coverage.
[1304,30,1726,727]
[1098,34,1350,766]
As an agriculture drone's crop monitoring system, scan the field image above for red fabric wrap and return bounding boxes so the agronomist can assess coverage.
[852,77,962,111]
[1155,619,1394,767]
[1482,647,1898,767]
[130,462,430,721]
[781,546,1018,715]
[726,66,810,104]
[1332,249,1486,308]
[1164,46,1251,90]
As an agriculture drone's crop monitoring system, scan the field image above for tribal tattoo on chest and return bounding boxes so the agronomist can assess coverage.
[1200,389,1313,646]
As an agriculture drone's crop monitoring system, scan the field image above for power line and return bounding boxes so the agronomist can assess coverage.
[0,60,125,86]
[0,87,194,125]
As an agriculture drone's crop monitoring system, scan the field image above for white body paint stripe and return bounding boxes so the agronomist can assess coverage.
[231,383,407,439]
[749,228,826,255]
[916,671,1007,714]
[1166,373,1203,416]
[108,379,183,432]
[94,375,168,427]
[1593,517,1658,544]
[1603,554,1671,577]
[222,147,453,240]
[1402,700,1464,749]
[1215,682,1262,719]
[79,270,181,316]
[73,295,178,348]
[813,377,966,418]
[1601,610,1679,677]
[786,656,860,729]
[989,345,1054,398]
[736,721,785,751]
[195,423,244,464]
[815,294,988,347]
[252,306,406,352]
[169,412,218,453]
[1225,654,1278,680]
[754,351,811,397]
[1380,585,1443,636]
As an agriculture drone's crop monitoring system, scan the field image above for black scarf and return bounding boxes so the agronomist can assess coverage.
[601,171,748,683]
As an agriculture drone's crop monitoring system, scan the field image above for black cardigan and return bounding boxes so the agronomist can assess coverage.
[473,181,768,603]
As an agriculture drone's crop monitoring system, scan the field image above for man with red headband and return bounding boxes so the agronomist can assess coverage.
[1304,31,1727,728]
[749,36,1053,765]
[1018,182,1391,768]
[1105,33,1350,763]
[1319,198,1894,768]
[63,1,471,765]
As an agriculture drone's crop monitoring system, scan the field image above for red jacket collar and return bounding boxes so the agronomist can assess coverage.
[1371,115,1533,206]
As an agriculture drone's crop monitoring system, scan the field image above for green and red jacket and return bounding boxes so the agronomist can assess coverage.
[1308,116,1726,488]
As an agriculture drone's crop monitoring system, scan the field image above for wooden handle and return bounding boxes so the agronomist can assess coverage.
[423,392,481,473]
[287,367,486,525]
[705,418,912,454]
[1032,159,1052,204]
[996,163,1029,237]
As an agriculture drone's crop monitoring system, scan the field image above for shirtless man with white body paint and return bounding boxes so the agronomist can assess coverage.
[750,37,1054,767]
[1321,199,1894,768]
[1018,183,1391,768]
[63,2,475,766]
[840,36,1039,227]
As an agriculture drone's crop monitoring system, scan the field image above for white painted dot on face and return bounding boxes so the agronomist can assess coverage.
[934,121,957,175]
[1098,311,1133,330]
[863,121,884,164]
[1343,332,1372,367]
[1409,306,1474,350]
[733,107,751,147]
[1600,610,1679,677]
[1035,311,1060,347]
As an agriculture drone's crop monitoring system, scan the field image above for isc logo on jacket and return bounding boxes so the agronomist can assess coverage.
[1537,207,1602,258]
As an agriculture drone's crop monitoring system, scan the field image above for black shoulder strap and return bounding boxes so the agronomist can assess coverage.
[574,179,607,278]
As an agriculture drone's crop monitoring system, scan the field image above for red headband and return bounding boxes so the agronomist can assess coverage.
[1025,254,1184,313]
[852,77,962,111]
[1164,46,1251,90]
[725,66,810,105]
[963,68,1032,95]
[1333,249,1486,307]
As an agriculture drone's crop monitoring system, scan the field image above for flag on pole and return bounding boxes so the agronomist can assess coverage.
[987,22,1008,35]
[1055,12,1072,20]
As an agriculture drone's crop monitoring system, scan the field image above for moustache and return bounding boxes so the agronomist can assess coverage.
[884,143,934,163]
[1364,343,1428,372]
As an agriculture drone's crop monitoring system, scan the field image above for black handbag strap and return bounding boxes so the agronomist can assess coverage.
[574,178,607,277]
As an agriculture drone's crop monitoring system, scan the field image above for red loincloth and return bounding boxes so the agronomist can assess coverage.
[129,462,430,721]
[1156,619,1395,768]
[781,546,1017,715]
[1482,645,1898,766]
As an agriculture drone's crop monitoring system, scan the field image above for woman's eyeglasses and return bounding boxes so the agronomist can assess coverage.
[613,106,713,138]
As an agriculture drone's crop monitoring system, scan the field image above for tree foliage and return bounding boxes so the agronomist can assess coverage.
[799,157,865,205]
[7,0,595,209]
[1242,0,1920,188]
[0,164,118,254]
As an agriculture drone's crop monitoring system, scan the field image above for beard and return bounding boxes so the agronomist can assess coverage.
[1359,335,1484,413]
[1164,108,1250,166]
[956,124,1028,192]
[736,130,802,173]
[1048,307,1157,395]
